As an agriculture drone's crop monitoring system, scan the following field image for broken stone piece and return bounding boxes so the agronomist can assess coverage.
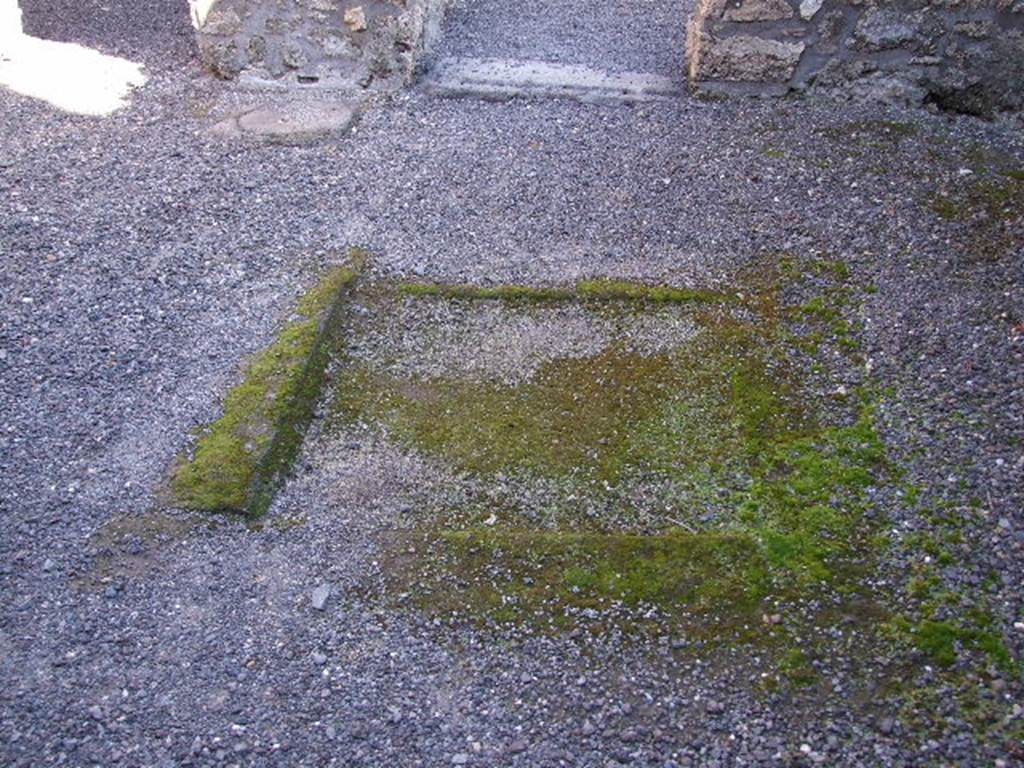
[225,101,356,140]
[799,0,824,20]
[344,6,367,32]
[311,583,332,610]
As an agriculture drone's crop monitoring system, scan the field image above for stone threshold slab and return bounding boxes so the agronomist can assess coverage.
[423,57,681,104]
[208,95,359,141]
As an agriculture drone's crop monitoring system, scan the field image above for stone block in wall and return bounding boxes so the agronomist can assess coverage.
[202,7,243,35]
[852,7,947,57]
[692,34,806,82]
[198,37,246,78]
[953,20,993,39]
[722,0,795,22]
[814,58,928,104]
[687,0,807,87]
[853,9,923,51]
[924,30,1024,116]
[821,10,850,50]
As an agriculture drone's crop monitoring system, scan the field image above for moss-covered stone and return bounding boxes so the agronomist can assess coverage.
[574,278,736,304]
[171,249,366,516]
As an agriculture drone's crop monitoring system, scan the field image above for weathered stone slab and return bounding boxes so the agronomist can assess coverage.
[424,57,680,104]
[209,98,357,140]
[236,101,354,137]
[854,9,922,51]
[692,35,805,83]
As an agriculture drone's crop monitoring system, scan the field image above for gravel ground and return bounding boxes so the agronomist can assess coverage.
[346,292,702,385]
[430,0,691,80]
[2,1,1024,766]
[18,0,195,72]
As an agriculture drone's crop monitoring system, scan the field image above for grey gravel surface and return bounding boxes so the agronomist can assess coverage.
[2,1,1024,766]
[19,0,195,72]
[430,0,690,80]
[347,293,701,385]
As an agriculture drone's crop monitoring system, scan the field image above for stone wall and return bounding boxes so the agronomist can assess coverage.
[194,0,452,89]
[687,0,1024,117]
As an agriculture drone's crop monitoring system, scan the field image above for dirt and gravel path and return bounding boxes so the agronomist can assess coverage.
[2,1,1024,767]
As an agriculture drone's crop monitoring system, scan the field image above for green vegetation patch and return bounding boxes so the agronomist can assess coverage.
[926,171,1023,265]
[929,173,1024,223]
[398,282,575,302]
[335,314,810,485]
[821,119,919,143]
[575,278,735,304]
[894,617,1016,673]
[385,402,886,627]
[392,528,771,628]
[336,270,891,629]
[778,648,819,687]
[737,403,884,582]
[398,278,735,305]
[172,251,365,516]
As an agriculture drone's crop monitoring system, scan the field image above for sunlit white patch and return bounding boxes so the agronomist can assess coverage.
[189,0,217,28]
[0,13,147,117]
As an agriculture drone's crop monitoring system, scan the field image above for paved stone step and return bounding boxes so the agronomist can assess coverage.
[422,57,681,104]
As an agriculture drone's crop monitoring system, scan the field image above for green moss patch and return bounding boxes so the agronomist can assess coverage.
[382,400,887,628]
[171,250,365,516]
[398,278,735,305]
[389,528,771,629]
[574,279,735,304]
[926,172,1023,265]
[335,314,810,486]
[929,174,1024,223]
[334,268,891,631]
[894,617,1016,673]
[398,283,575,301]
[737,404,884,582]
[821,119,919,143]
[778,648,819,687]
